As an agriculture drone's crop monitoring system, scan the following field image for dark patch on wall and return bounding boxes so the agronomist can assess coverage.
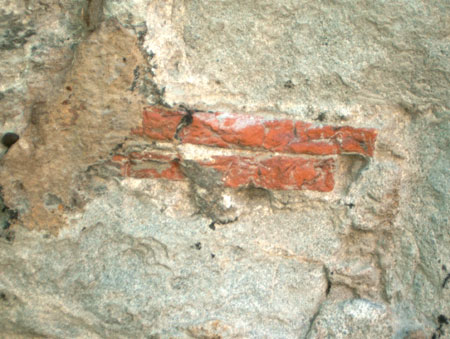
[1,133,19,148]
[83,0,104,32]
[432,314,449,338]
[0,186,18,242]
[0,13,36,50]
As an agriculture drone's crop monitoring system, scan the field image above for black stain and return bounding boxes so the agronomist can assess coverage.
[443,273,450,288]
[433,314,449,338]
[438,315,449,325]
[284,80,294,89]
[174,105,198,140]
[130,66,140,91]
[325,279,331,296]
[0,186,18,243]
[315,112,327,122]
[2,230,15,242]
[207,217,238,230]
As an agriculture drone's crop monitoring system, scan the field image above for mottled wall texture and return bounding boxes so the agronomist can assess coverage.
[0,1,449,338]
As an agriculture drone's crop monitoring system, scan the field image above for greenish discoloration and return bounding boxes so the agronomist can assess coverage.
[0,13,35,50]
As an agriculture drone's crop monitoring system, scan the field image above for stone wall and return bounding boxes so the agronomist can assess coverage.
[0,1,449,338]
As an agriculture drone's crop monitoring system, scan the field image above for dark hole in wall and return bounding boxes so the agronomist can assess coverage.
[1,132,19,148]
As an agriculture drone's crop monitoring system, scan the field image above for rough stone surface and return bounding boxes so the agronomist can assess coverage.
[0,0,449,338]
[306,299,394,338]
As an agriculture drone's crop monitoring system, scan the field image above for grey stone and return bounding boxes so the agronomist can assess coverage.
[140,0,450,114]
[306,298,393,338]
[346,161,401,231]
[0,185,329,338]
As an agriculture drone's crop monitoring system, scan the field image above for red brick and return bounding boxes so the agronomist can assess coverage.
[136,107,377,156]
[288,141,339,155]
[193,112,375,156]
[133,106,184,140]
[179,112,266,148]
[198,156,335,192]
[112,150,334,191]
[262,119,295,152]
[117,106,378,192]
[112,151,184,180]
